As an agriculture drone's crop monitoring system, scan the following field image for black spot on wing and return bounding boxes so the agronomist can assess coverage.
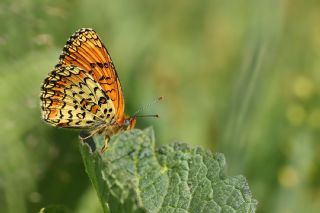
[97,62,103,68]
[68,110,73,118]
[98,97,107,105]
[76,112,86,119]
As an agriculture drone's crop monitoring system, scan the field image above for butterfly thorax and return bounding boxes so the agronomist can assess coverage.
[91,115,136,139]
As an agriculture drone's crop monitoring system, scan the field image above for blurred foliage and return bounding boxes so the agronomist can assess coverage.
[0,0,319,212]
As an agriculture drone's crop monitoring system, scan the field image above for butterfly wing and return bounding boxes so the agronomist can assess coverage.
[41,65,116,128]
[57,28,125,121]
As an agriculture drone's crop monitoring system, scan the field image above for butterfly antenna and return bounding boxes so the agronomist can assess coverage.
[135,114,160,118]
[133,96,163,117]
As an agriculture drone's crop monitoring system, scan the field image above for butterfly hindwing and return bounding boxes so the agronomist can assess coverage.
[41,65,116,128]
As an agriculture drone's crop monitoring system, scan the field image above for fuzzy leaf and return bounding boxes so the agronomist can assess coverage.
[79,128,257,213]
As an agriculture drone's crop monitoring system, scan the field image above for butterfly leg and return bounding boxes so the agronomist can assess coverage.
[80,132,95,140]
[100,135,110,154]
[80,127,103,140]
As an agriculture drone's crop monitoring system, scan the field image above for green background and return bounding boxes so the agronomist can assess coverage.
[0,0,319,212]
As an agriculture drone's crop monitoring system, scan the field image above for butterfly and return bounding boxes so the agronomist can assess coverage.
[40,28,137,153]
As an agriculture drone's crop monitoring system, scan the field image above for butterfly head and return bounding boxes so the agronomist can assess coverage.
[118,115,136,130]
[119,114,159,130]
[123,116,137,130]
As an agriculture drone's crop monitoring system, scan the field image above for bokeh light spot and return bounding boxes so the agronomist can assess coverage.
[292,76,315,100]
[286,104,306,126]
[278,166,299,188]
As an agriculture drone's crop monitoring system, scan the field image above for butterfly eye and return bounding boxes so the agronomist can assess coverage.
[124,119,130,126]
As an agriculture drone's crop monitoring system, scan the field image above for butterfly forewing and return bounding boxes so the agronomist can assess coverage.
[58,28,124,120]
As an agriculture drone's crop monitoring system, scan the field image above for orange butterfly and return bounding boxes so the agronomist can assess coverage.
[40,28,137,152]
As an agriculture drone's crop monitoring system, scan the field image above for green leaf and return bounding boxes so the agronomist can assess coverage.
[39,205,71,213]
[79,128,258,213]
